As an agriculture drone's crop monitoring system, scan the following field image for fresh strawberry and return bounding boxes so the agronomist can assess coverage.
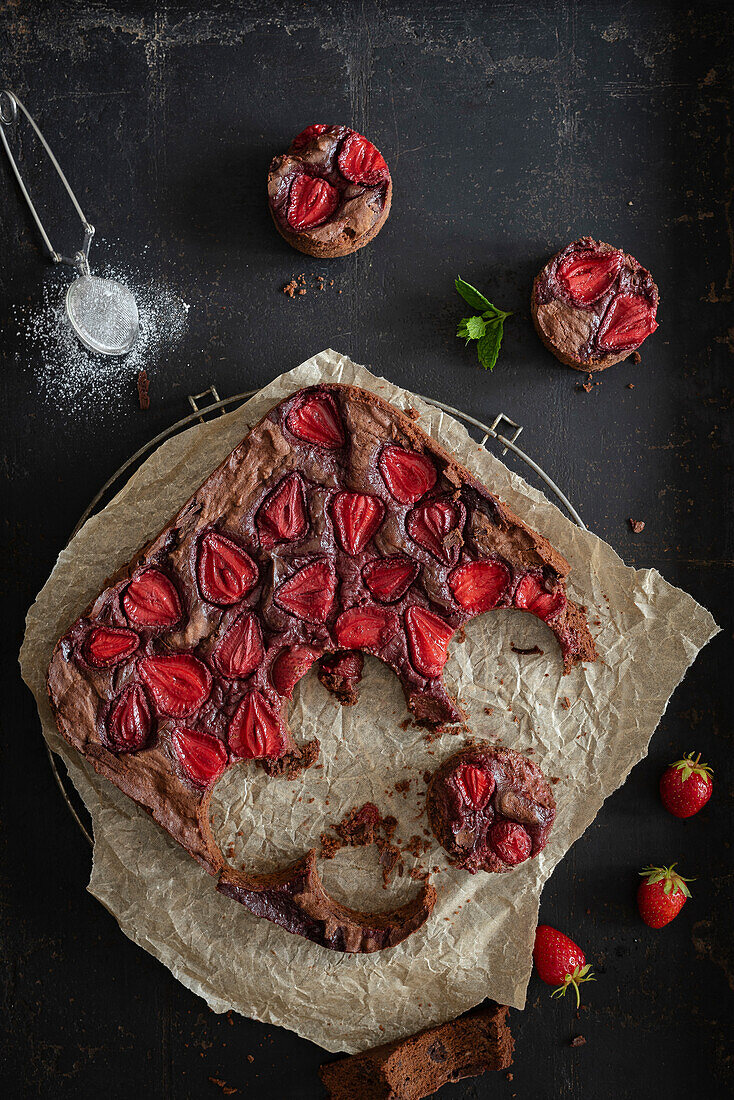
[170,725,228,788]
[558,249,622,305]
[378,446,437,505]
[290,123,329,149]
[286,173,339,230]
[597,292,658,351]
[488,821,532,865]
[211,611,263,680]
[256,473,308,550]
[85,625,139,668]
[362,555,420,603]
[139,653,212,718]
[286,392,345,449]
[660,752,713,818]
[448,559,510,613]
[275,559,336,623]
[514,573,566,621]
[533,925,595,1008]
[637,864,693,928]
[334,605,398,649]
[197,531,258,607]
[406,498,465,565]
[455,764,494,810]
[228,691,286,759]
[123,568,182,628]
[102,683,153,754]
[338,131,388,185]
[271,644,320,697]
[405,606,454,678]
[331,491,385,556]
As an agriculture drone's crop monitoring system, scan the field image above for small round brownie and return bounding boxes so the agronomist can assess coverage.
[427,742,556,874]
[531,236,659,372]
[267,124,392,258]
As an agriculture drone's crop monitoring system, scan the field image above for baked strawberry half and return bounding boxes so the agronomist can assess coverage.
[334,605,398,650]
[331,491,385,556]
[362,555,420,603]
[102,683,153,754]
[123,568,182,628]
[379,446,437,505]
[139,653,212,718]
[286,173,339,230]
[196,531,258,607]
[211,611,264,680]
[286,391,345,449]
[514,574,566,622]
[338,131,388,185]
[405,606,454,678]
[455,764,494,810]
[85,625,139,668]
[558,248,622,306]
[448,559,511,614]
[271,644,321,697]
[256,472,308,550]
[228,691,286,759]
[171,726,228,788]
[274,559,336,623]
[407,497,465,565]
[597,292,658,351]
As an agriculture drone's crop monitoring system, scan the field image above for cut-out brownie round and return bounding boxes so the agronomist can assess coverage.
[47,383,595,953]
[268,124,391,257]
[532,236,659,371]
[427,744,556,874]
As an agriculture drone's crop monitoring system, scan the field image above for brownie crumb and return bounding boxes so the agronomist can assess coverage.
[405,406,420,420]
[570,1035,586,1047]
[629,518,645,533]
[282,278,299,297]
[627,382,635,389]
[399,717,412,731]
[136,369,150,410]
[561,696,571,710]
[394,778,411,795]
[262,738,320,779]
[320,834,343,860]
[209,1079,238,1095]
[631,351,642,364]
[510,644,544,656]
[580,373,594,393]
[246,1054,254,1063]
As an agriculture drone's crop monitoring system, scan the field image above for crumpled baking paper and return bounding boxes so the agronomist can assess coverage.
[20,350,718,1053]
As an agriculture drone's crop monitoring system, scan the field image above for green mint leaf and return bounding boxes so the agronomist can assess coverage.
[476,320,504,371]
[482,305,512,323]
[457,314,488,342]
[455,276,492,312]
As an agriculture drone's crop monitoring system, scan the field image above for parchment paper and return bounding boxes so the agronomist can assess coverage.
[20,350,718,1053]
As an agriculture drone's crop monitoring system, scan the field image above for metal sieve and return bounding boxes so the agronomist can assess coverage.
[0,89,139,356]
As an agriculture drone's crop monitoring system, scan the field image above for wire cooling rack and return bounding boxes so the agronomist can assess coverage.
[51,384,586,844]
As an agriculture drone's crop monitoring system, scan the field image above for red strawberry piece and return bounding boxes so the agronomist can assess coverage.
[290,123,329,149]
[286,173,339,230]
[139,653,212,718]
[228,691,286,760]
[362,555,419,603]
[405,606,454,678]
[533,925,595,1008]
[85,625,139,668]
[488,820,532,865]
[171,725,228,788]
[449,559,511,614]
[286,391,345,449]
[637,864,693,928]
[271,644,321,697]
[338,131,388,185]
[256,473,308,550]
[334,605,398,650]
[103,683,153,753]
[597,292,658,351]
[317,649,364,700]
[379,446,437,505]
[123,568,182,628]
[197,531,258,607]
[659,752,713,818]
[455,764,494,810]
[211,611,264,680]
[331,491,385,556]
[275,559,336,623]
[407,498,465,564]
[514,573,567,621]
[558,248,622,306]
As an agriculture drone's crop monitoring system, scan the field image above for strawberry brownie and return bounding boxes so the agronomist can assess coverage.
[47,383,592,950]
[531,236,659,371]
[427,744,556,874]
[267,124,392,258]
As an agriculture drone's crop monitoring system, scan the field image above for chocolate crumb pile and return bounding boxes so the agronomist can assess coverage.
[320,801,431,886]
[282,273,337,297]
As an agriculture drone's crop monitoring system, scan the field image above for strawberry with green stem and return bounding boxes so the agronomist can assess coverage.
[659,752,713,818]
[637,864,693,928]
[533,925,595,1008]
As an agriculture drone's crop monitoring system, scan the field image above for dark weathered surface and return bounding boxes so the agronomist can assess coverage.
[1,1,731,1097]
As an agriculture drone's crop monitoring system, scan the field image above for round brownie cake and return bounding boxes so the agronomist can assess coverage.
[427,743,556,874]
[267,124,392,258]
[531,236,659,371]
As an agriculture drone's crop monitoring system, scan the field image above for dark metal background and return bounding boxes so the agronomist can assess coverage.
[1,2,731,1097]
